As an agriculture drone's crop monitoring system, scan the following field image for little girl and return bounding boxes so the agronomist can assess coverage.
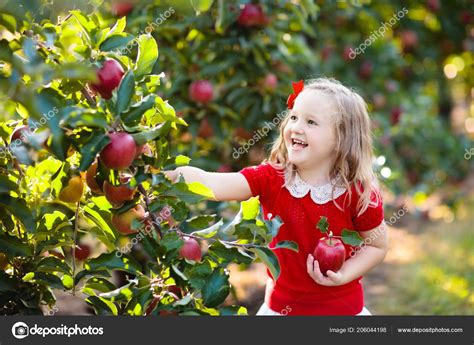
[164,77,387,316]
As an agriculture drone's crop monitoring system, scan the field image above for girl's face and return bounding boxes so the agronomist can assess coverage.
[283,90,338,170]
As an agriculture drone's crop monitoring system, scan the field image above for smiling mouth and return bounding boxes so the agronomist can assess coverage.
[290,138,308,150]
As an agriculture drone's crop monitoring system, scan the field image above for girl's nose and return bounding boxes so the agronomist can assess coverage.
[291,123,304,134]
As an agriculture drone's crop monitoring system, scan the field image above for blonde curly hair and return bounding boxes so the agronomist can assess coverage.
[264,77,380,216]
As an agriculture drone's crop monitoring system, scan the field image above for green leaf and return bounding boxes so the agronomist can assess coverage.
[341,229,364,247]
[248,247,280,281]
[171,263,188,281]
[99,282,134,301]
[0,271,17,292]
[262,215,284,238]
[100,33,133,52]
[86,296,118,315]
[82,205,116,251]
[215,0,224,34]
[37,257,72,275]
[125,288,153,315]
[219,305,248,316]
[22,272,66,290]
[84,252,142,275]
[83,277,117,293]
[160,232,184,252]
[62,107,108,128]
[201,269,229,308]
[175,155,191,166]
[62,275,74,290]
[191,0,214,12]
[134,35,158,79]
[274,240,299,252]
[207,241,253,265]
[0,195,36,233]
[116,70,135,114]
[317,216,329,234]
[0,174,18,193]
[79,133,109,171]
[74,269,111,285]
[120,94,156,125]
[191,219,223,238]
[173,293,192,307]
[187,261,213,290]
[242,197,260,220]
[130,121,170,145]
[71,11,92,45]
[0,233,32,256]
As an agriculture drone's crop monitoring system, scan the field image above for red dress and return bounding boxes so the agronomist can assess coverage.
[239,163,384,315]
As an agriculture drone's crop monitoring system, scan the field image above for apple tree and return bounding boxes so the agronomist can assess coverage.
[0,2,297,315]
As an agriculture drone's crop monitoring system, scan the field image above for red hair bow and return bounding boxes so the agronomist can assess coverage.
[287,80,304,109]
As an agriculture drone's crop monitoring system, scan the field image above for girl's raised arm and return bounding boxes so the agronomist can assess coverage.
[163,166,252,202]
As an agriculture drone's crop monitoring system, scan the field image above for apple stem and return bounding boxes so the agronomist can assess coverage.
[138,184,163,239]
[329,230,333,246]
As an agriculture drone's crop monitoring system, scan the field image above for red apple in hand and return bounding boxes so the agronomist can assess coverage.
[90,59,124,99]
[313,232,346,276]
[100,132,137,170]
[189,80,213,104]
[179,237,202,261]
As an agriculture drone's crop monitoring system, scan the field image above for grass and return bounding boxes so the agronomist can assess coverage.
[365,211,474,315]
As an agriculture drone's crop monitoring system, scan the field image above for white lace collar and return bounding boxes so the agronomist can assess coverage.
[284,171,347,204]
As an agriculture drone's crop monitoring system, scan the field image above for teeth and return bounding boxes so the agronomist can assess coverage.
[292,139,307,145]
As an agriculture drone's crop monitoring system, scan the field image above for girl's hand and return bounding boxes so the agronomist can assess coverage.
[306,254,346,286]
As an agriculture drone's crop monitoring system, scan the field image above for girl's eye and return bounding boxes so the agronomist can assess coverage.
[308,120,317,125]
[290,115,297,120]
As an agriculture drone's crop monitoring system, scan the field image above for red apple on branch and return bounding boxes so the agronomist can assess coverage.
[313,231,346,276]
[100,132,137,170]
[111,205,146,235]
[179,237,202,262]
[237,4,268,27]
[189,80,213,104]
[90,59,124,99]
[261,73,278,92]
[86,162,104,195]
[111,1,134,17]
[74,244,91,261]
[103,175,136,208]
[197,117,214,139]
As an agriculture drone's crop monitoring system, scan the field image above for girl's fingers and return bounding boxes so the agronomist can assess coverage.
[306,255,315,279]
[312,260,325,282]
[326,270,337,280]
